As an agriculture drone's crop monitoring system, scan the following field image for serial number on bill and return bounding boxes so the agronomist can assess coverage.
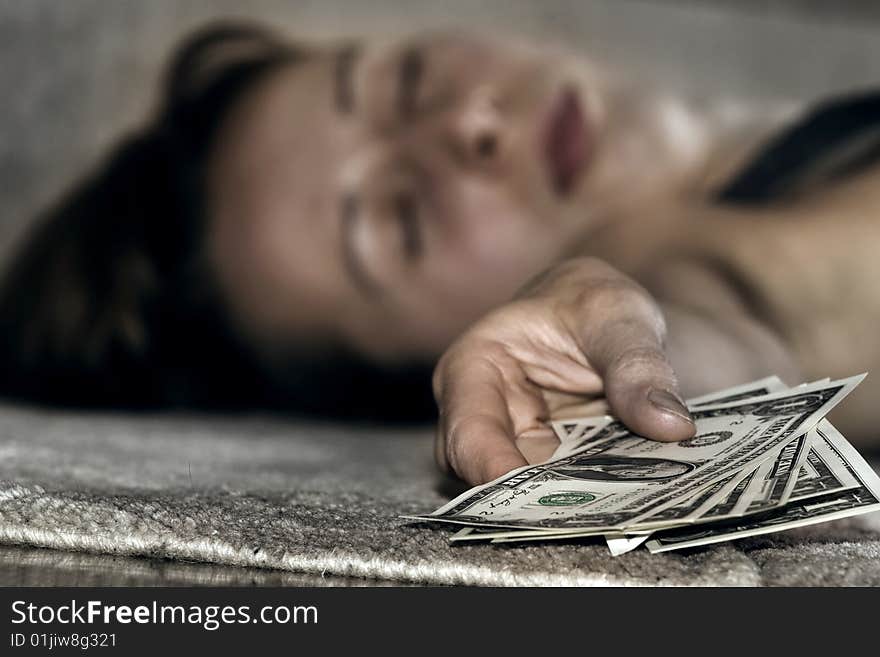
[10,632,117,650]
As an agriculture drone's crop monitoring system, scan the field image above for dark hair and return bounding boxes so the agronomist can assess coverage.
[0,21,436,422]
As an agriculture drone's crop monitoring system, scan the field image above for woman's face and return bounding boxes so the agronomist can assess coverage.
[206,30,603,364]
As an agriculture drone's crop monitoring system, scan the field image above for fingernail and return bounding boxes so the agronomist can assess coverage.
[647,388,694,425]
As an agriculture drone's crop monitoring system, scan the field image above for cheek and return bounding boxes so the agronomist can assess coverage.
[435,180,556,290]
[383,182,558,354]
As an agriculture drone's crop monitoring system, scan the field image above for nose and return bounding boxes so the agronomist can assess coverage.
[451,86,504,169]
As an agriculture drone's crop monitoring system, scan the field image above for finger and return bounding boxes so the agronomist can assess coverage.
[447,414,530,484]
[605,346,695,441]
[503,374,552,437]
[515,427,560,464]
[543,390,609,419]
[585,316,695,442]
[436,357,528,485]
[514,346,603,395]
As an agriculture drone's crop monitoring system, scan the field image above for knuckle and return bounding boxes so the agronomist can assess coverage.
[445,414,495,473]
[434,425,450,473]
[431,361,447,401]
[432,345,474,401]
[609,345,669,373]
[444,420,469,476]
[607,344,677,389]
[578,279,631,316]
[586,278,651,314]
[585,284,666,345]
[446,415,477,457]
[552,256,612,281]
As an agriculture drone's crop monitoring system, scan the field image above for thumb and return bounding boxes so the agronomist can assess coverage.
[601,346,696,442]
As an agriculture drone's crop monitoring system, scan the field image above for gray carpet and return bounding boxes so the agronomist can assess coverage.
[0,403,878,586]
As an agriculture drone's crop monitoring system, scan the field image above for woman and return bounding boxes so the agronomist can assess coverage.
[2,22,879,486]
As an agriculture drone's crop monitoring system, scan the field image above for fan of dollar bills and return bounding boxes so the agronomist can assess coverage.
[405,374,880,555]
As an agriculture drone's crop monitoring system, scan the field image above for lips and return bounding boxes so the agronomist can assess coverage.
[542,87,590,196]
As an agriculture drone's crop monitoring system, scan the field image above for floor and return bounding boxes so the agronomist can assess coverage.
[0,545,407,587]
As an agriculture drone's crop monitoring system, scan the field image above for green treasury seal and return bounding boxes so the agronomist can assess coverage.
[537,492,596,506]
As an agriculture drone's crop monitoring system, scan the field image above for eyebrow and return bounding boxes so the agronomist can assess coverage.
[397,46,424,119]
[340,194,383,297]
[334,44,360,113]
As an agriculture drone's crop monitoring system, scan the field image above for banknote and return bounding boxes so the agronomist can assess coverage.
[597,420,870,544]
[500,463,772,545]
[448,476,720,544]
[587,375,863,529]
[646,487,880,553]
[687,376,787,407]
[605,533,651,556]
[421,375,873,555]
[687,421,862,521]
[788,423,861,499]
[729,423,850,516]
[445,481,759,545]
[645,426,880,552]
[447,526,594,543]
[450,526,609,543]
[632,432,809,530]
[550,376,789,459]
[407,375,863,532]
[550,416,614,458]
[552,376,788,556]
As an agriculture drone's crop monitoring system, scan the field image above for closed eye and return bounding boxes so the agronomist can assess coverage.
[335,44,360,113]
[393,193,423,261]
[398,46,424,120]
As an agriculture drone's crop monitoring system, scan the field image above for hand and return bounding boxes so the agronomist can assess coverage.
[432,257,696,485]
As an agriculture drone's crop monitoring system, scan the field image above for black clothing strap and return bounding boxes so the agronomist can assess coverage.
[718,90,880,204]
